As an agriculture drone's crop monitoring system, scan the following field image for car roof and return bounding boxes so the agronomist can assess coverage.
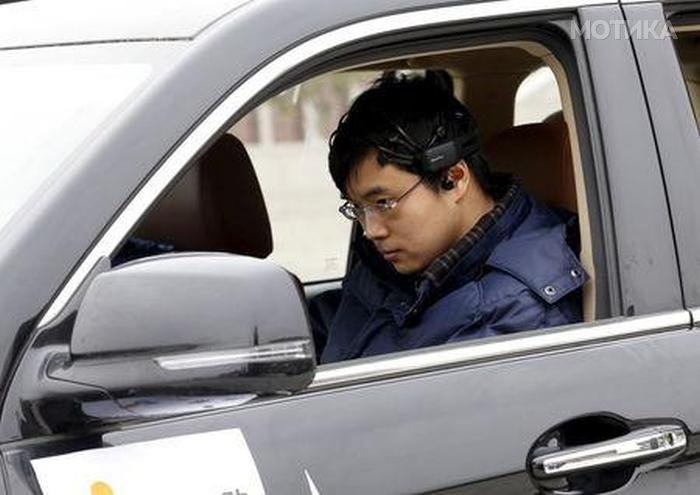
[0,0,251,50]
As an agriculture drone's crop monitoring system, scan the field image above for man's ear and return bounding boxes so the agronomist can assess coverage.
[444,161,471,198]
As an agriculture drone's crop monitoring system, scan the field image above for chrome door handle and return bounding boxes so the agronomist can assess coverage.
[531,424,687,480]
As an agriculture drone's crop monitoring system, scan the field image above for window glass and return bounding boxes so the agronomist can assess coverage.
[513,66,562,126]
[231,72,382,282]
[671,26,700,129]
[0,56,152,236]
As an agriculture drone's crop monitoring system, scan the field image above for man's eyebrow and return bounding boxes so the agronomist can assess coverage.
[359,186,389,200]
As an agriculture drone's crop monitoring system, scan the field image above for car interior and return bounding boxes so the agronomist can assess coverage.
[673,26,700,126]
[114,40,598,359]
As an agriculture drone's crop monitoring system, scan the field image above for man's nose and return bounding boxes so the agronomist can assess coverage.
[361,210,389,240]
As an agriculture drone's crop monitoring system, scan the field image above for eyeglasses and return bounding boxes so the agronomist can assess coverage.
[339,179,423,222]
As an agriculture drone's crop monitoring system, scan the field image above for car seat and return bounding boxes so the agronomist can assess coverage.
[133,133,273,258]
[484,112,576,214]
[484,113,595,322]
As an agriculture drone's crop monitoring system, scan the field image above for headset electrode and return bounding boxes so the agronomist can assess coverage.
[370,110,481,177]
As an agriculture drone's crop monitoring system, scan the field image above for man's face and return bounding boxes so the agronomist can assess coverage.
[345,152,464,274]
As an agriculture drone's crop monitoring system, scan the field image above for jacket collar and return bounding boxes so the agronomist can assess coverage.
[398,188,585,326]
[425,186,528,290]
[421,184,519,290]
[352,188,585,327]
[484,202,585,305]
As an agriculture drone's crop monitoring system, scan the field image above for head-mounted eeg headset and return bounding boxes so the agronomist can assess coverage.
[372,111,480,173]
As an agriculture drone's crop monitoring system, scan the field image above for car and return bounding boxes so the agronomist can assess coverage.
[0,0,699,493]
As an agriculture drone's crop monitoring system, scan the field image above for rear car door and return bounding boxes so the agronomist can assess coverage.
[0,1,698,494]
[624,0,700,307]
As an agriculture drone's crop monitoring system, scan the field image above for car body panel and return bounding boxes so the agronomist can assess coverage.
[625,2,700,307]
[13,321,692,494]
[0,0,251,49]
[0,0,634,422]
[0,0,697,493]
[578,5,683,315]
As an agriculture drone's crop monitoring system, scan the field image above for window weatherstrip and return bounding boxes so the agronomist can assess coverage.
[39,0,616,328]
[309,310,690,390]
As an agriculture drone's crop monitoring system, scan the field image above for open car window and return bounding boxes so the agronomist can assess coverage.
[670,24,700,129]
[229,73,383,283]
[514,66,562,125]
[114,38,600,362]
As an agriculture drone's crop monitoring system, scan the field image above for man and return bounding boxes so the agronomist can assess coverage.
[316,71,586,363]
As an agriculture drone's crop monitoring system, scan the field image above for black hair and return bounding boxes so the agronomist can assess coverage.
[328,70,504,198]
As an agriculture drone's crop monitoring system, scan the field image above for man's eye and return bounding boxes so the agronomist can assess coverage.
[375,198,393,208]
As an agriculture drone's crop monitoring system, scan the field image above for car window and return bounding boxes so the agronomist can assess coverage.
[230,72,381,282]
[116,38,601,364]
[0,54,152,236]
[670,25,700,129]
[513,66,563,125]
[296,46,596,363]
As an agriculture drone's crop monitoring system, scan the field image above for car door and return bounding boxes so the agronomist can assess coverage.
[0,1,697,494]
[624,0,700,308]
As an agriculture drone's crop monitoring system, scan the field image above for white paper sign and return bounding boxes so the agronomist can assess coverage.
[31,429,266,495]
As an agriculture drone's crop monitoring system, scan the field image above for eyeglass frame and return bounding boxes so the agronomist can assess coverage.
[338,178,424,223]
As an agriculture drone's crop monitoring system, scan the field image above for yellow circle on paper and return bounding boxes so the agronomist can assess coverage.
[91,481,114,495]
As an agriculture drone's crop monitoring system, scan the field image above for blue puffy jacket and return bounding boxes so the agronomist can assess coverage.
[319,188,587,363]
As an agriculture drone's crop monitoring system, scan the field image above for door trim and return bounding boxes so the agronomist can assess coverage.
[690,308,700,326]
[310,310,690,390]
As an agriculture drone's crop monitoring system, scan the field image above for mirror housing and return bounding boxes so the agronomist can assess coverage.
[39,253,315,424]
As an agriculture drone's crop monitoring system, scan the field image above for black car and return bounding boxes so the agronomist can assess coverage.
[0,0,699,493]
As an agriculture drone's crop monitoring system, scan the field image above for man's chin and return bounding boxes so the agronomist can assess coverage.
[391,259,421,275]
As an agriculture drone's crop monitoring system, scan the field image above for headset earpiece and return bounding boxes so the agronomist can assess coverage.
[441,178,455,190]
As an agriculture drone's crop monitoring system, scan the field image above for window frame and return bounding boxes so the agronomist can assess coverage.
[36,0,671,388]
[626,2,700,310]
[238,26,614,315]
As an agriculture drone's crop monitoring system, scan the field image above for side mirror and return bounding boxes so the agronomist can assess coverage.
[36,253,315,428]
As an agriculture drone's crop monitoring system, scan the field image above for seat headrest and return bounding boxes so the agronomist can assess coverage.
[484,112,576,213]
[135,134,273,258]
